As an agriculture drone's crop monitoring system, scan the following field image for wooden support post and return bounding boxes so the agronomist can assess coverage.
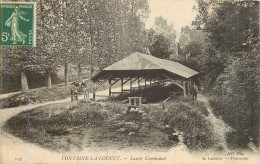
[138,77,140,88]
[130,78,132,93]
[189,79,191,95]
[187,79,189,95]
[128,98,131,105]
[109,79,112,96]
[183,81,187,97]
[93,90,96,100]
[121,78,123,93]
[145,77,147,88]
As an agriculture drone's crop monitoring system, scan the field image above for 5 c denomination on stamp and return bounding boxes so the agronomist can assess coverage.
[0,2,36,46]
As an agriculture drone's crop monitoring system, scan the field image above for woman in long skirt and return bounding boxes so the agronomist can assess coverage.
[5,8,29,44]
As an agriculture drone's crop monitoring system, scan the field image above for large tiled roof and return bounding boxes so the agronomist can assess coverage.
[92,52,199,81]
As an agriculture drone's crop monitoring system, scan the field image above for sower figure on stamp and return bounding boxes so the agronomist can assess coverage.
[191,83,198,100]
[5,7,29,44]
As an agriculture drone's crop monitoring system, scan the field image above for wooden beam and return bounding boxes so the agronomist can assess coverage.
[111,79,120,86]
[163,74,187,97]
[145,77,146,88]
[93,75,112,100]
[97,74,111,81]
[163,74,184,89]
[123,78,131,85]
[94,75,112,91]
[130,78,132,93]
[187,79,191,95]
[121,78,123,93]
[132,77,138,83]
[183,81,187,97]
[138,77,144,83]
[138,77,140,88]
[109,79,111,96]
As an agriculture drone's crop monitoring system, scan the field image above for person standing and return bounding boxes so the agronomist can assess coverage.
[192,84,198,100]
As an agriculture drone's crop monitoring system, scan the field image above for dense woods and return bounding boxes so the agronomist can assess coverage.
[1,0,149,92]
[178,0,259,150]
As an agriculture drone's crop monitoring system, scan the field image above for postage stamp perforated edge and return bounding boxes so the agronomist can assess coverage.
[0,1,36,47]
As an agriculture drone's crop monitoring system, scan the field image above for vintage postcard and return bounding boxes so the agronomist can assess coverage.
[0,0,259,164]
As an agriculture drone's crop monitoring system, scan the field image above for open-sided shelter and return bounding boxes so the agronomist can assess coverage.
[91,52,199,99]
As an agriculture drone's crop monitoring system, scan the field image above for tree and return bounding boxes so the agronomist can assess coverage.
[1,46,42,91]
[193,0,259,149]
[1,0,150,92]
[185,41,202,57]
[84,0,149,71]
[147,16,177,59]
[178,26,204,59]
[149,34,174,59]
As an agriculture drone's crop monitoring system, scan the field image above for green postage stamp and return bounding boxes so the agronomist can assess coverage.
[0,2,36,46]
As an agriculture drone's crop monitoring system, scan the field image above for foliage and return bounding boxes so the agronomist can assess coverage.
[0,85,71,108]
[147,16,177,59]
[5,101,173,152]
[5,101,108,151]
[193,0,260,149]
[143,98,216,151]
[1,0,150,91]
[6,96,217,152]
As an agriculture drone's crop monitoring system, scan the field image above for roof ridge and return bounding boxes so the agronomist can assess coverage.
[141,53,198,77]
[140,53,165,70]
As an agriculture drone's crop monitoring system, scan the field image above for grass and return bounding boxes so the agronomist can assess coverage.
[5,96,219,152]
[143,98,216,151]
[0,78,111,109]
[5,101,108,151]
[0,85,71,108]
[208,95,258,150]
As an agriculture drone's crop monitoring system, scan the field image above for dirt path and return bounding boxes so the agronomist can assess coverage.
[0,99,69,163]
[197,94,232,151]
[0,88,111,163]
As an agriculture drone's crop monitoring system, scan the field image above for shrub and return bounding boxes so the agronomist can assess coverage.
[208,96,226,118]
[188,100,209,116]
[161,101,216,151]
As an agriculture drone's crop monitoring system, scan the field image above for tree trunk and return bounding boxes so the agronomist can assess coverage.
[64,63,69,86]
[46,71,52,88]
[21,70,29,91]
[77,64,82,82]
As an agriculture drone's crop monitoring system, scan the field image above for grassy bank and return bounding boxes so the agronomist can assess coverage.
[0,77,118,109]
[0,85,71,108]
[208,95,259,150]
[5,97,219,152]
[146,97,220,151]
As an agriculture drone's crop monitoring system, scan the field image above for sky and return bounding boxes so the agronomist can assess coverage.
[145,0,198,36]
